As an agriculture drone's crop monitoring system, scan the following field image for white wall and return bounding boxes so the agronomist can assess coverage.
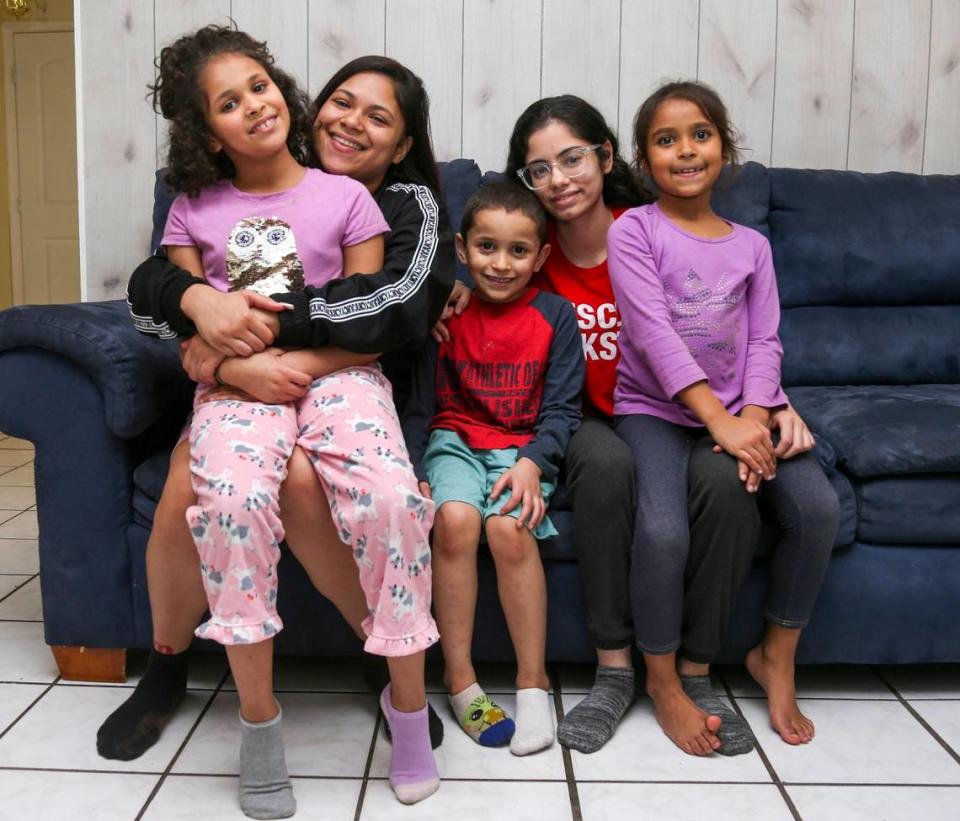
[76,0,960,300]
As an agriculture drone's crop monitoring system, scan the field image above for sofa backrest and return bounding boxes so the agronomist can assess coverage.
[769,168,960,387]
[152,161,960,390]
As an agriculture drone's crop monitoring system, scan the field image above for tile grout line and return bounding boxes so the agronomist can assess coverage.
[0,573,39,606]
[872,666,960,766]
[133,667,232,820]
[0,764,168,777]
[352,707,382,821]
[0,675,60,742]
[717,670,803,821]
[781,780,960,788]
[550,662,583,821]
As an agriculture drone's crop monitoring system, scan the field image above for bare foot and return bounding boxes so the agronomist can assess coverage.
[647,681,722,755]
[745,644,814,744]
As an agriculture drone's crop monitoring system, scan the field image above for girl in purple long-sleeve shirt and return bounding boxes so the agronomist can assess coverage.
[608,81,839,756]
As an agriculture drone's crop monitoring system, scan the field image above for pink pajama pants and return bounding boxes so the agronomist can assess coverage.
[186,364,438,656]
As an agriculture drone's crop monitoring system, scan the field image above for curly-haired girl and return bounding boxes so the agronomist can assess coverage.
[147,25,440,817]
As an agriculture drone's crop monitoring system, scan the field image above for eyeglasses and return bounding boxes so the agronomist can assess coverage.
[516,144,604,190]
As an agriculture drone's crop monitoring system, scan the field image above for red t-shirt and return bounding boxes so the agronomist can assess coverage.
[532,208,626,418]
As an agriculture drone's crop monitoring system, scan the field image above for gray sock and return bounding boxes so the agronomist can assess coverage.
[558,666,635,754]
[681,675,755,756]
[238,708,296,820]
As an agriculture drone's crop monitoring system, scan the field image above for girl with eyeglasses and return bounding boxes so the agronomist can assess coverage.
[506,95,821,757]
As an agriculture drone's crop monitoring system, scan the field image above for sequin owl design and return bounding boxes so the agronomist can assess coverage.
[666,269,743,383]
[226,217,306,296]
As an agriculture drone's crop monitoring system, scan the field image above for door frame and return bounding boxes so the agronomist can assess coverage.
[3,21,75,305]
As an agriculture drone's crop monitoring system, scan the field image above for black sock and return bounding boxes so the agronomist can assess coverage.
[362,654,444,749]
[96,649,190,761]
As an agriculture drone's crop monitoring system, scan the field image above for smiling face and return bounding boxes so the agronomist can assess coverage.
[313,71,413,191]
[456,208,550,304]
[643,97,725,207]
[200,53,290,163]
[523,120,612,223]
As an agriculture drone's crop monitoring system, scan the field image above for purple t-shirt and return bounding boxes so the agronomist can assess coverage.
[607,202,788,426]
[162,168,388,295]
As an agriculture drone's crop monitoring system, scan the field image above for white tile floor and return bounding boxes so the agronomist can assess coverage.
[0,432,958,820]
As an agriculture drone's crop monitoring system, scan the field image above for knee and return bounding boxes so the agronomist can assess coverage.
[485,515,538,565]
[279,447,320,510]
[634,519,689,564]
[433,502,481,556]
[687,451,744,500]
[158,446,197,512]
[571,449,636,510]
[801,482,841,542]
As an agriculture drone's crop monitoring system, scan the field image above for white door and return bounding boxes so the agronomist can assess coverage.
[9,28,79,305]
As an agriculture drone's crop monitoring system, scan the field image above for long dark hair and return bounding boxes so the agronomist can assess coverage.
[505,95,645,209]
[310,56,441,194]
[149,23,310,196]
[632,80,742,169]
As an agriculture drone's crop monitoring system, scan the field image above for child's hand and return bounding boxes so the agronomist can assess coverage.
[179,335,225,384]
[418,481,432,500]
[219,348,312,404]
[490,457,545,530]
[432,280,473,343]
[740,461,763,493]
[709,447,765,493]
[770,405,815,459]
[185,288,289,357]
[707,413,777,479]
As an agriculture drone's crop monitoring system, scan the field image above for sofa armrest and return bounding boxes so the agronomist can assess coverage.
[0,300,193,439]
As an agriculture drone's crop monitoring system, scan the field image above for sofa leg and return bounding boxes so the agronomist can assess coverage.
[50,646,126,683]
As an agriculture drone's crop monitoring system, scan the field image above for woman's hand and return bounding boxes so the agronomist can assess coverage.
[707,413,777,479]
[418,481,432,500]
[179,336,225,385]
[432,280,472,343]
[489,457,546,530]
[218,348,313,404]
[181,287,288,357]
[770,404,815,459]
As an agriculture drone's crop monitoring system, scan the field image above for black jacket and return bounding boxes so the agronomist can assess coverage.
[126,176,456,403]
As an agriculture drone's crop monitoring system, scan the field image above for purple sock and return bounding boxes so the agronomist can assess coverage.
[379,684,440,804]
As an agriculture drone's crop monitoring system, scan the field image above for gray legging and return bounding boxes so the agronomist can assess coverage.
[614,413,840,656]
[565,416,761,662]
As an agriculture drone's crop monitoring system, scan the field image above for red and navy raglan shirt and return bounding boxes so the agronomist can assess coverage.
[403,287,585,483]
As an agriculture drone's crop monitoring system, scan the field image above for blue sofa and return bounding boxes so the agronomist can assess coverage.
[1,160,957,679]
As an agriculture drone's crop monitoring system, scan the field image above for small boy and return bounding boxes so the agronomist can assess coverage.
[403,182,584,755]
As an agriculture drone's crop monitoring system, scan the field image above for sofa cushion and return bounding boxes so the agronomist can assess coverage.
[711,161,771,238]
[781,306,960,387]
[789,385,960,478]
[858,476,960,545]
[768,168,960,309]
[0,301,194,439]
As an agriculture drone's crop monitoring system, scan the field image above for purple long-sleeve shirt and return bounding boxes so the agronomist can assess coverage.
[607,203,788,426]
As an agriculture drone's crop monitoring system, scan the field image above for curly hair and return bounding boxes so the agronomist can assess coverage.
[505,95,646,209]
[149,23,311,196]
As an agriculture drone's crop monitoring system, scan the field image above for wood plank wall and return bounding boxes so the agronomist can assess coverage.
[76,0,959,300]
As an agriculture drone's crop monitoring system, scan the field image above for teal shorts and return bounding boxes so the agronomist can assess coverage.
[423,428,559,540]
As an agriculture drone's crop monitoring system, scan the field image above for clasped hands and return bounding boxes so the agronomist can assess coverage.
[178,288,311,405]
[709,405,815,493]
